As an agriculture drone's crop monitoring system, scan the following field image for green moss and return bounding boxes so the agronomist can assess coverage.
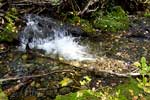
[0,8,18,42]
[55,78,150,100]
[93,6,129,32]
[68,16,95,33]
[55,90,100,100]
[115,78,150,100]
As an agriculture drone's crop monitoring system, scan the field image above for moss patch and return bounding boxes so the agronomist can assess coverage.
[93,6,129,32]
[68,16,95,33]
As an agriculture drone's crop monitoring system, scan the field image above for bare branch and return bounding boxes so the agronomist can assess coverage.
[87,6,99,13]
[0,69,75,82]
[78,0,99,15]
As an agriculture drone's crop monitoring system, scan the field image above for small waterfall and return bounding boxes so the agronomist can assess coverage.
[19,14,94,61]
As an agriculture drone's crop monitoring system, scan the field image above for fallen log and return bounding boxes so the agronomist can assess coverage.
[28,51,140,78]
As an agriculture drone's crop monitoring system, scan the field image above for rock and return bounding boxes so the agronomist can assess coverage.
[126,16,150,39]
[59,87,71,95]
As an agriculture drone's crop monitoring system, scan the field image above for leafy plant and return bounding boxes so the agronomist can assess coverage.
[134,57,150,76]
[0,8,18,42]
[59,77,73,87]
[134,57,150,94]
[80,76,91,86]
[137,77,150,94]
[93,6,129,32]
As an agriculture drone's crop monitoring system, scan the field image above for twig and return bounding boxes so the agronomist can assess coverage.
[87,6,99,13]
[94,70,141,77]
[4,79,32,96]
[0,69,75,82]
[78,0,99,15]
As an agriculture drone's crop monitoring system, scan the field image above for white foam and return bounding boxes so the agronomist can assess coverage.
[19,15,94,61]
[29,34,94,61]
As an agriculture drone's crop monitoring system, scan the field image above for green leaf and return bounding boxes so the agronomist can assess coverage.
[141,57,147,68]
[80,80,86,86]
[59,77,73,87]
[83,76,91,82]
[133,61,141,67]
[80,76,91,86]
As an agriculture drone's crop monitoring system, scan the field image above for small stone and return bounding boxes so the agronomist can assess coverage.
[59,87,71,95]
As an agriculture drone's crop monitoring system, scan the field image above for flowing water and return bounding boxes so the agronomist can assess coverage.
[18,14,94,61]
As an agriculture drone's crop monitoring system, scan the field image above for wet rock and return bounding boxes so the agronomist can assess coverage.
[59,87,71,95]
[126,16,150,39]
[46,89,58,98]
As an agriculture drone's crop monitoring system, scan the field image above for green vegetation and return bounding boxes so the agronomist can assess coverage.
[68,16,95,33]
[144,11,150,18]
[93,6,129,32]
[134,57,150,94]
[0,87,8,100]
[55,78,149,100]
[115,57,150,100]
[55,57,150,100]
[67,6,129,34]
[51,0,61,6]
[134,57,150,76]
[55,88,125,100]
[116,78,150,100]
[56,89,100,100]
[0,8,18,42]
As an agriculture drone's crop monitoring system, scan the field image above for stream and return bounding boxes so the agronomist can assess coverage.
[0,14,150,100]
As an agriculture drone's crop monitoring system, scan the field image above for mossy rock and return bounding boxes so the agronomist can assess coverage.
[93,6,129,32]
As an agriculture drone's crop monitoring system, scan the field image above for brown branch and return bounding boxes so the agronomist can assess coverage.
[11,0,63,6]
[93,70,141,77]
[87,6,99,13]
[78,0,99,15]
[4,79,32,96]
[0,69,75,82]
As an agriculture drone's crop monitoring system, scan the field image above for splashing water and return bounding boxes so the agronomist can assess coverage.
[19,15,94,61]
